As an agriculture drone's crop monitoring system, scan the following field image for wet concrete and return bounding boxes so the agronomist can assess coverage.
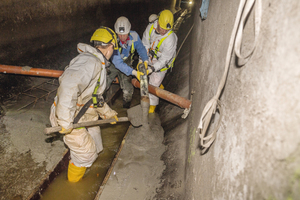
[98,111,165,200]
[0,78,65,200]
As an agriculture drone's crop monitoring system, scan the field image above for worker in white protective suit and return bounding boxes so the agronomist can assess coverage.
[49,27,130,182]
[142,9,178,113]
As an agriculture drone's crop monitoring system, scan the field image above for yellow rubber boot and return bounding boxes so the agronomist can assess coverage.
[67,161,86,182]
[159,84,164,90]
[149,105,156,113]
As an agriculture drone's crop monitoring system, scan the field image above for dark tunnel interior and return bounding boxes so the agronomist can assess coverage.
[1,0,300,199]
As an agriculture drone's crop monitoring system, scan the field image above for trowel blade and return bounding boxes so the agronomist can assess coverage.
[127,104,143,127]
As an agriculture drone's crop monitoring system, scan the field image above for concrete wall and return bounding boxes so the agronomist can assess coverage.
[0,0,100,63]
[187,0,300,199]
[0,0,175,64]
[0,0,176,101]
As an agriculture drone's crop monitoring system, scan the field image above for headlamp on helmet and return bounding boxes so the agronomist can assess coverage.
[158,10,174,30]
[114,16,131,35]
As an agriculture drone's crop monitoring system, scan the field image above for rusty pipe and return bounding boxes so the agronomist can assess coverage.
[0,65,192,109]
[0,64,63,78]
[0,65,121,84]
[132,78,191,109]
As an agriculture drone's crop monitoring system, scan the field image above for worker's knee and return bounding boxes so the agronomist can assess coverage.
[149,73,165,87]
[123,89,133,99]
[120,77,133,92]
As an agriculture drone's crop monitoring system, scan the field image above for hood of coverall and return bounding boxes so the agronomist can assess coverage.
[77,43,111,67]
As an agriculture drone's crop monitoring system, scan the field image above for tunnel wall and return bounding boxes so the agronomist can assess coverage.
[187,0,300,199]
[0,0,101,64]
[0,0,176,65]
[0,0,177,101]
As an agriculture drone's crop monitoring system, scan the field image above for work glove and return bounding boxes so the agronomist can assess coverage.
[132,70,144,81]
[144,60,148,69]
[136,60,142,71]
[59,127,73,134]
[110,115,119,125]
[147,65,155,75]
[96,103,118,120]
[136,60,148,71]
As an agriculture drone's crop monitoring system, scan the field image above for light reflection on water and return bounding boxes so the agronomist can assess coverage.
[41,88,140,200]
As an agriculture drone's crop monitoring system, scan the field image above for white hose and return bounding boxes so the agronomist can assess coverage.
[198,0,262,153]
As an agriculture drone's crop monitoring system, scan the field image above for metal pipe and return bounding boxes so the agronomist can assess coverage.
[131,78,191,109]
[0,64,192,109]
[0,64,121,84]
[0,64,63,78]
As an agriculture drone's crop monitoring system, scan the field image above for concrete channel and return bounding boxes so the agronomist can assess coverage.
[0,7,189,200]
[1,0,300,199]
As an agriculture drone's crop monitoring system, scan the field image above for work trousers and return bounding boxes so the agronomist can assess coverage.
[50,103,101,167]
[149,70,167,106]
[106,63,134,103]
[50,100,117,168]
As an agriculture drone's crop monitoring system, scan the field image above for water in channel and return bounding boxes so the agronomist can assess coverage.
[40,88,140,200]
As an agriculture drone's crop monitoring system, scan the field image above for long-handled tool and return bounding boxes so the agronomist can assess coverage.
[44,117,128,134]
[137,62,150,129]
[44,105,144,135]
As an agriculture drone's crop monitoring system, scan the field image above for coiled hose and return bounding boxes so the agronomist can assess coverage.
[198,0,262,153]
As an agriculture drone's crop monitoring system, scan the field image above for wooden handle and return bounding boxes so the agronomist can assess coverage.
[44,117,129,134]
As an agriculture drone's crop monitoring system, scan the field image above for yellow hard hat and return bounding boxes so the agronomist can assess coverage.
[158,10,174,30]
[90,27,118,50]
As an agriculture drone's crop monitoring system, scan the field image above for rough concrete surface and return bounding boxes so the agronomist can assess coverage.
[97,7,192,200]
[98,107,165,200]
[0,78,66,200]
[155,9,193,199]
[0,0,176,64]
[187,0,300,199]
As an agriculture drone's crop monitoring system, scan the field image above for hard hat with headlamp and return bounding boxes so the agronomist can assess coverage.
[114,16,131,35]
[90,27,118,50]
[158,10,174,30]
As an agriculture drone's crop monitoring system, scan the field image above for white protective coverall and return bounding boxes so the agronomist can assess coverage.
[142,20,178,106]
[50,43,117,167]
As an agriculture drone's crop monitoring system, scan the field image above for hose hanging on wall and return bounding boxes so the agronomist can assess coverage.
[197,0,262,153]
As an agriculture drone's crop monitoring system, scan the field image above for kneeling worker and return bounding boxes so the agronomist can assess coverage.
[49,27,120,182]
